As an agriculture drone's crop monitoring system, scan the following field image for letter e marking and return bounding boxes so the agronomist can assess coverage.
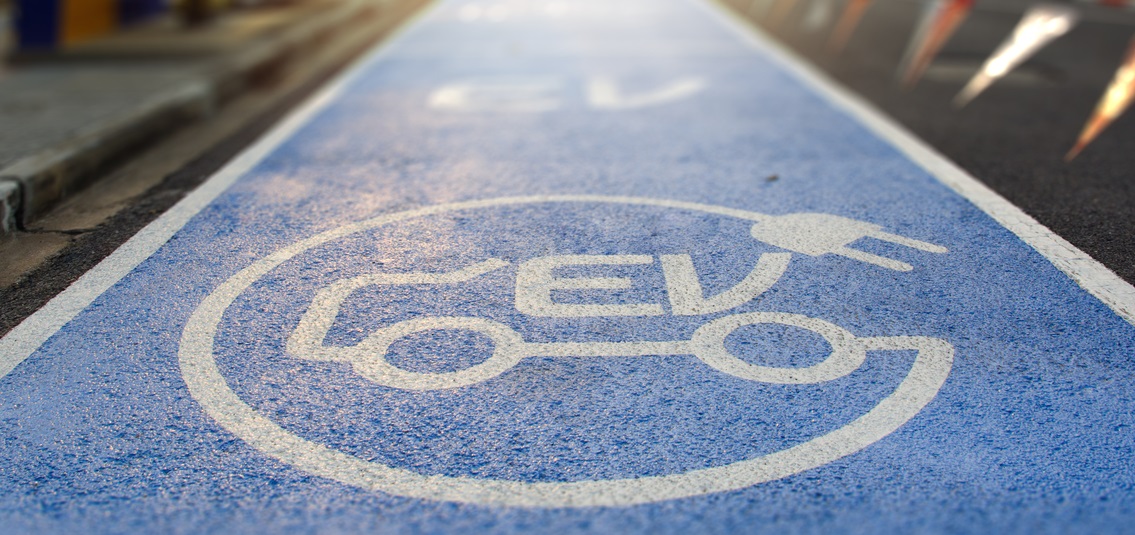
[515,255,664,317]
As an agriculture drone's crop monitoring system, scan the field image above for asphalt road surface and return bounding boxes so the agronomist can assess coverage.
[739,0,1135,283]
[1,0,1134,533]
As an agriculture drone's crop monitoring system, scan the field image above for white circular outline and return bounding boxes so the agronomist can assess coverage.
[179,195,954,507]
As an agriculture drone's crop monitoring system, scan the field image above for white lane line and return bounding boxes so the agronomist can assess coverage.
[692,0,1135,326]
[0,2,443,381]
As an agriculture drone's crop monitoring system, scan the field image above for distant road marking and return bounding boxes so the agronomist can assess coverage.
[428,76,708,112]
[587,76,707,109]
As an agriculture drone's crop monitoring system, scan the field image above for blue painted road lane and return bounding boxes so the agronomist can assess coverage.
[2,0,1135,532]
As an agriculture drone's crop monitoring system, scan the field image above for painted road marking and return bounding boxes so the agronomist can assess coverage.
[586,77,707,110]
[428,76,707,112]
[1,0,1134,531]
[429,76,564,112]
[181,196,954,506]
[707,0,1135,320]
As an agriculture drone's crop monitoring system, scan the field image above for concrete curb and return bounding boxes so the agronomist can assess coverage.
[0,181,18,235]
[0,82,213,226]
[0,0,415,236]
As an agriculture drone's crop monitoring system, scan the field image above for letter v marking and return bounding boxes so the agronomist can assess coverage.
[661,253,791,315]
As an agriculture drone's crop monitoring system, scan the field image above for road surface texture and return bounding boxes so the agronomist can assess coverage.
[0,0,1133,533]
[734,0,1135,282]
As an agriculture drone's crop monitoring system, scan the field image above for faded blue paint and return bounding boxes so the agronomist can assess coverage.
[2,0,1134,533]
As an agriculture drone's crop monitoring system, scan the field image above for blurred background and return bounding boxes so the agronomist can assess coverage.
[0,0,428,333]
[717,0,1135,283]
